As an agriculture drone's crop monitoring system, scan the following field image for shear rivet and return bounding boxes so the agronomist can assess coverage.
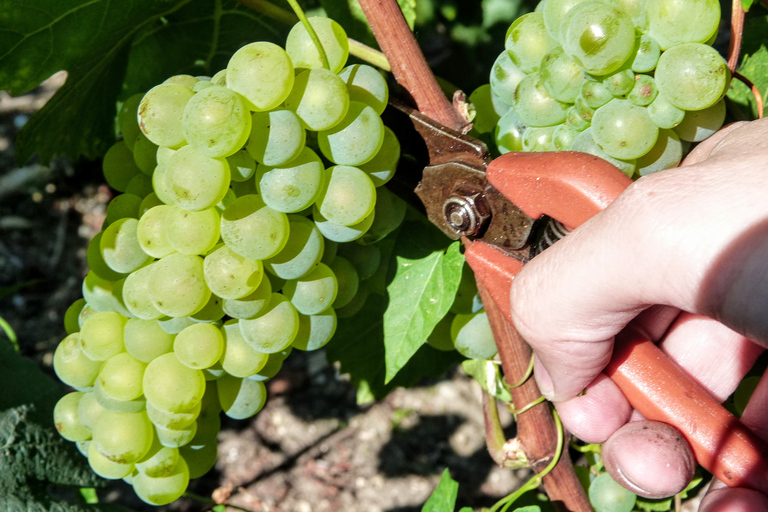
[443,194,489,237]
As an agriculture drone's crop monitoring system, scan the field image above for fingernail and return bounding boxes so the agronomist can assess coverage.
[533,356,555,400]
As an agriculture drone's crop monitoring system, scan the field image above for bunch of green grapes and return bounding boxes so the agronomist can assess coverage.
[52,17,406,505]
[473,0,728,177]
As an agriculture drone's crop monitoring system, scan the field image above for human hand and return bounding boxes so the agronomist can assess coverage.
[509,118,768,507]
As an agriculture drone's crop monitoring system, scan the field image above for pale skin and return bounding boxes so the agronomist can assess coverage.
[509,118,768,510]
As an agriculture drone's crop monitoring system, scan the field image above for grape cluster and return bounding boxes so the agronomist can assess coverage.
[52,17,406,505]
[474,0,729,177]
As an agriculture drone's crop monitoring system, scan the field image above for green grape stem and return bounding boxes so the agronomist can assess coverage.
[284,0,330,70]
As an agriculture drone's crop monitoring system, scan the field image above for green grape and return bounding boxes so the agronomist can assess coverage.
[217,375,267,420]
[631,35,660,73]
[136,439,180,477]
[468,84,508,134]
[188,294,225,323]
[156,317,196,336]
[103,141,140,192]
[239,293,299,353]
[217,188,237,212]
[122,265,164,320]
[338,242,380,281]
[247,347,291,382]
[580,80,612,109]
[592,99,658,160]
[426,314,456,351]
[132,456,189,505]
[193,80,213,92]
[282,263,338,315]
[645,0,719,50]
[647,92,685,129]
[247,109,305,167]
[328,256,359,309]
[104,193,141,226]
[132,132,158,176]
[110,278,135,319]
[284,68,350,131]
[489,50,527,105]
[451,312,498,359]
[522,126,557,152]
[138,84,194,148]
[226,41,294,111]
[146,400,200,430]
[512,72,568,127]
[165,206,220,256]
[124,318,175,363]
[220,320,269,377]
[312,206,374,243]
[164,74,198,89]
[125,173,154,198]
[180,443,217,479]
[571,128,636,177]
[495,108,525,154]
[226,149,257,182]
[143,353,206,413]
[64,298,86,334]
[628,75,658,107]
[100,218,152,274]
[602,68,635,98]
[165,145,231,211]
[221,273,272,319]
[674,99,726,142]
[88,441,135,479]
[156,145,177,166]
[362,239,393,296]
[182,85,251,158]
[220,194,290,260]
[321,239,338,265]
[139,193,163,215]
[318,101,384,166]
[149,253,211,318]
[155,421,197,448]
[505,12,556,73]
[54,392,92,442]
[118,93,144,151]
[151,163,174,205]
[256,147,325,213]
[359,186,406,244]
[264,215,324,280]
[655,43,729,111]
[358,126,400,187]
[540,46,585,103]
[334,282,369,318]
[589,472,637,512]
[542,0,592,41]
[78,391,107,431]
[98,352,147,402]
[87,232,124,282]
[317,165,376,227]
[80,311,127,361]
[137,205,175,259]
[292,309,337,351]
[78,304,99,329]
[553,123,578,151]
[562,1,635,76]
[82,271,116,313]
[211,69,226,85]
[92,410,154,464]
[338,64,389,115]
[286,16,349,74]
[636,129,683,176]
[174,323,224,370]
[574,94,595,123]
[203,244,264,300]
[93,379,147,413]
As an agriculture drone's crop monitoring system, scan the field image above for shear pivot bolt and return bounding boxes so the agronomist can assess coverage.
[443,192,490,237]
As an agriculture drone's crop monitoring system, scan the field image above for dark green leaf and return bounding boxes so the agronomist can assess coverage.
[742,0,755,11]
[327,293,463,402]
[421,468,459,512]
[383,222,464,383]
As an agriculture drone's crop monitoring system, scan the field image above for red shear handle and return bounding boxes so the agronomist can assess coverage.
[465,150,768,494]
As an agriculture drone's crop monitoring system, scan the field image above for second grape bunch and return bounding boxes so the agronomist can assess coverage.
[52,17,408,506]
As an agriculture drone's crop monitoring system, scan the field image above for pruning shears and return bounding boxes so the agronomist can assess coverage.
[357,0,768,496]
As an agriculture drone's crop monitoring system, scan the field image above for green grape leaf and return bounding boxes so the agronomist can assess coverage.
[742,0,755,11]
[421,468,459,512]
[461,359,512,402]
[0,340,133,511]
[382,221,464,383]
[328,293,464,403]
[3,0,291,165]
[728,13,768,119]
